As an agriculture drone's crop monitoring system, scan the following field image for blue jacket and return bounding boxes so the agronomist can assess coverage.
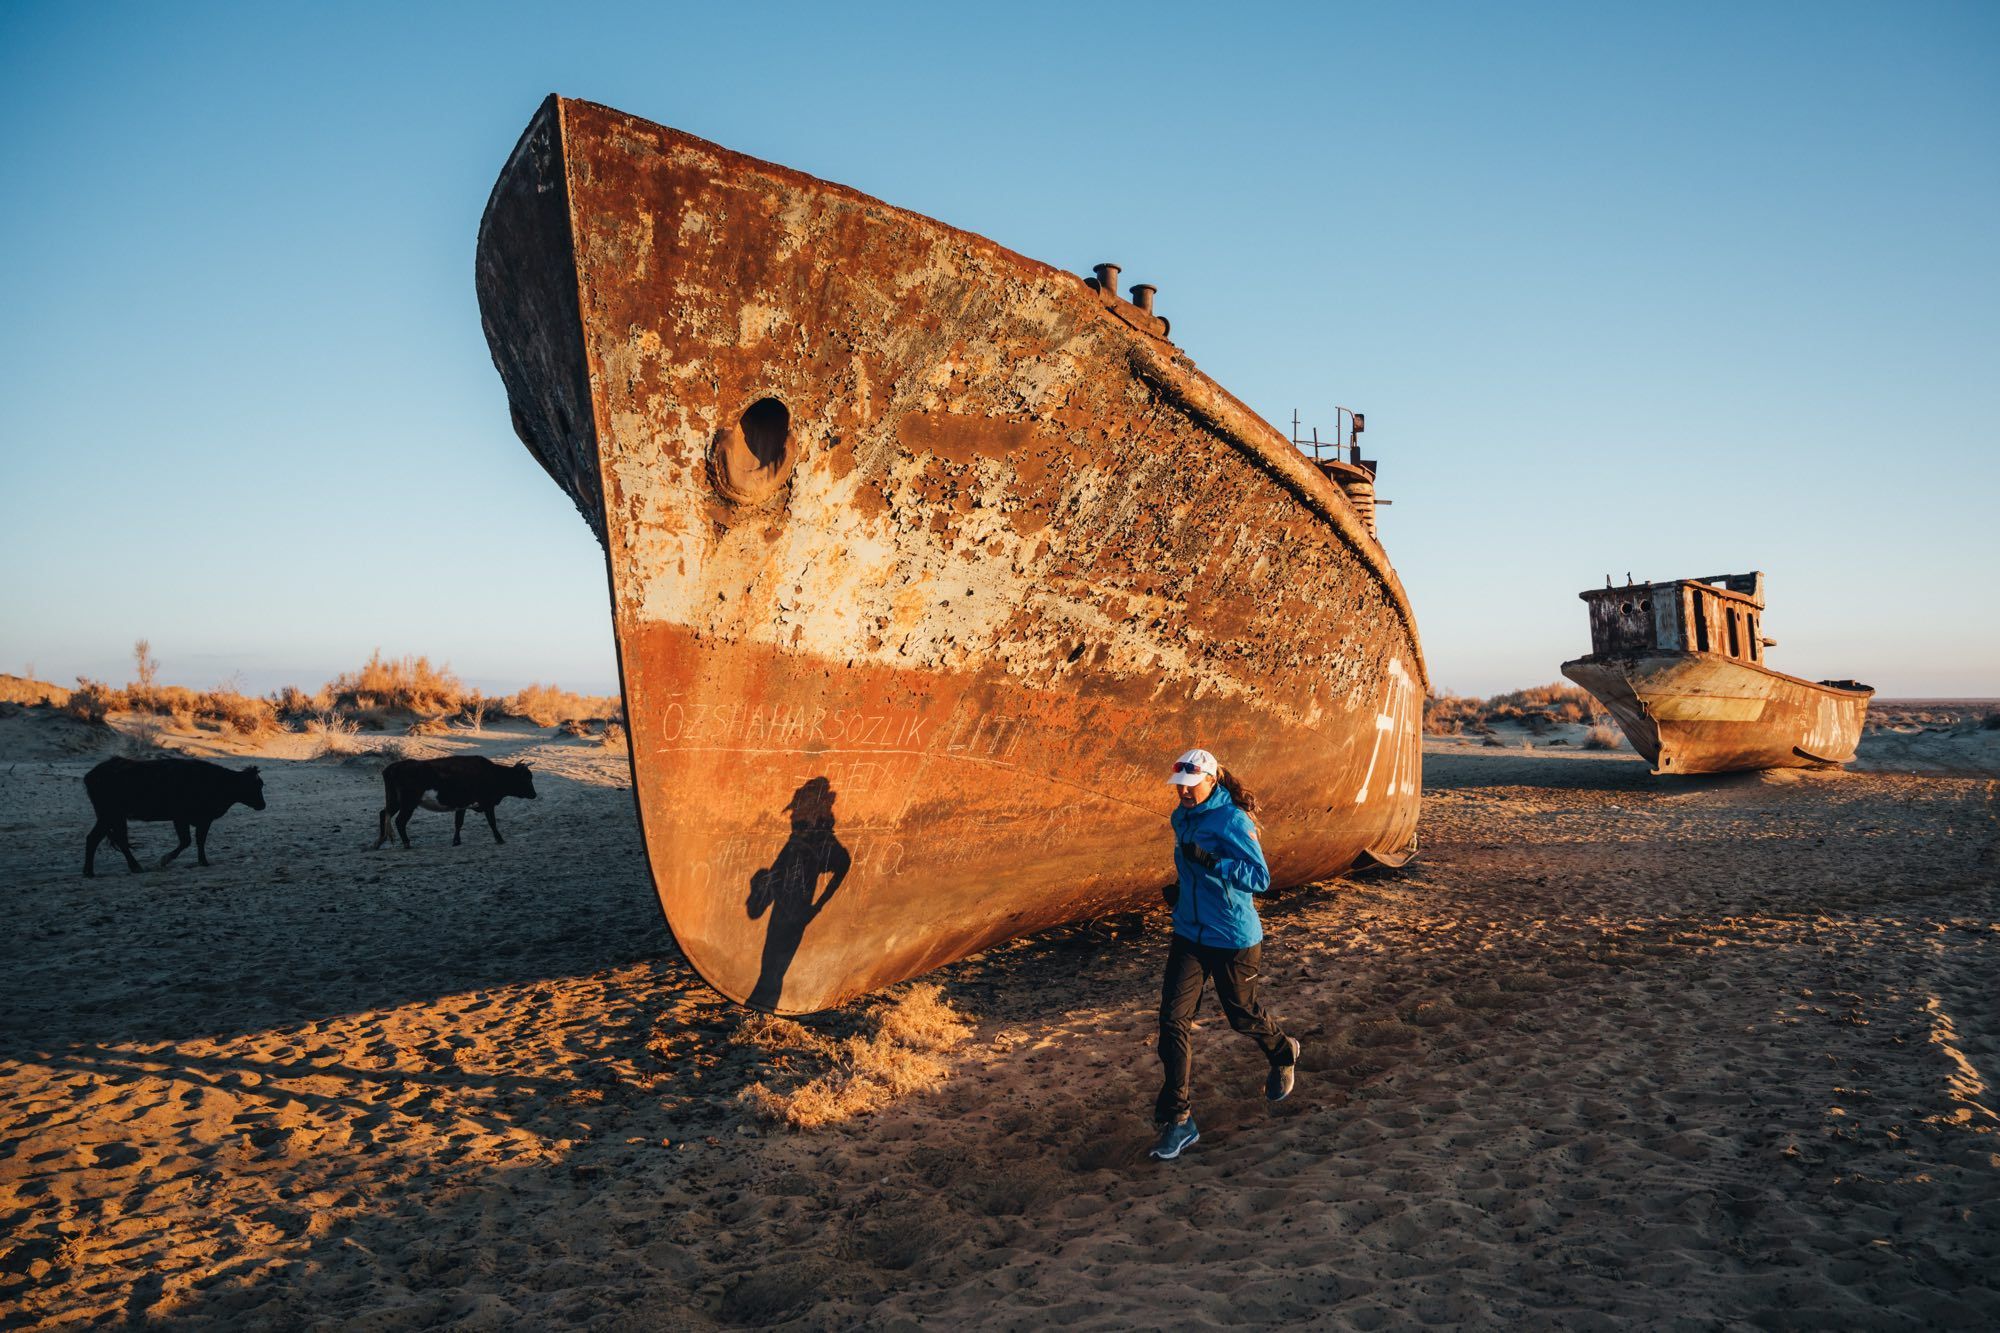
[1169,785,1271,948]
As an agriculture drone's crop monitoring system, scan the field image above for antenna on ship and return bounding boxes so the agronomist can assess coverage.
[1293,406,1389,541]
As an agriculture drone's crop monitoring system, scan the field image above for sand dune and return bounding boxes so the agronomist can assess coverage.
[2,710,1995,1327]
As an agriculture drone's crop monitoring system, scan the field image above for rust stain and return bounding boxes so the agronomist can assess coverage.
[1562,571,1873,775]
[477,96,1428,1012]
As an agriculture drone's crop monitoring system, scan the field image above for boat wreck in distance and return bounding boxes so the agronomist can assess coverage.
[476,96,1425,1013]
[1561,572,1872,775]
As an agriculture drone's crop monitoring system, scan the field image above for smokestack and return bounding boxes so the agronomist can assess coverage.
[1092,262,1120,296]
[1130,283,1156,314]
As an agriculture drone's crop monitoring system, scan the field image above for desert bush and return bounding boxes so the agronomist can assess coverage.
[1583,725,1623,750]
[1432,683,1603,734]
[1423,693,1482,735]
[0,674,71,707]
[601,721,627,749]
[738,983,971,1130]
[200,689,277,735]
[498,682,622,727]
[328,650,464,715]
[269,684,333,721]
[63,678,120,724]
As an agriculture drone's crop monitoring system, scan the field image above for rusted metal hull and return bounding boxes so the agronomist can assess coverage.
[476,96,1426,1013]
[1562,653,1872,775]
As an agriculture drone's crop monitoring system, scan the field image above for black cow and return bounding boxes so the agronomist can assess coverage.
[375,755,537,848]
[83,756,267,877]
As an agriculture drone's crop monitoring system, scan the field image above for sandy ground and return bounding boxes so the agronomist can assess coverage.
[2,708,1996,1329]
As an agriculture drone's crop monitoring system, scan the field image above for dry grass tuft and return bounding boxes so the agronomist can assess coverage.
[731,1014,835,1057]
[738,983,972,1130]
[600,720,626,749]
[304,712,361,758]
[1583,725,1624,751]
[127,715,175,750]
[871,982,973,1052]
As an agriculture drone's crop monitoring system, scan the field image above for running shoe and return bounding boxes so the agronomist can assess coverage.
[1266,1037,1301,1102]
[1148,1114,1199,1161]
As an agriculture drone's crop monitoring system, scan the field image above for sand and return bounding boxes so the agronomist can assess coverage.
[2,707,1995,1328]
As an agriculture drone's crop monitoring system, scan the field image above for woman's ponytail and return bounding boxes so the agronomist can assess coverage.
[1217,766,1259,820]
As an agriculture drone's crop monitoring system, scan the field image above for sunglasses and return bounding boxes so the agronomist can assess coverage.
[1172,761,1209,774]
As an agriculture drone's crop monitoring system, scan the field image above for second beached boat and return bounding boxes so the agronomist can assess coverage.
[1561,572,1872,775]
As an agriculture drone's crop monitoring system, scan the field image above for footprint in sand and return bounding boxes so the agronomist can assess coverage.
[1346,1020,1424,1049]
[1402,999,1461,1028]
[81,1142,141,1169]
[1454,988,1522,1011]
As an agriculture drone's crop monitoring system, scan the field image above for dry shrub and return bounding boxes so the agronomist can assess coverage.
[0,674,71,707]
[328,650,463,715]
[499,682,621,727]
[270,684,333,721]
[1423,692,1481,735]
[738,983,971,1130]
[200,690,276,735]
[1583,725,1623,751]
[62,678,119,725]
[600,720,626,749]
[1431,683,1602,734]
[405,716,453,736]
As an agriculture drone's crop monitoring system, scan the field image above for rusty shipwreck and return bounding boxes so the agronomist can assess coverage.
[476,96,1426,1013]
[1562,572,1872,775]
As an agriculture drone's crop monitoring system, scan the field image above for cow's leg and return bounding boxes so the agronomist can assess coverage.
[374,773,398,850]
[84,821,106,877]
[483,803,504,845]
[395,800,417,848]
[110,820,142,873]
[452,807,466,846]
[194,820,212,867]
[160,820,193,868]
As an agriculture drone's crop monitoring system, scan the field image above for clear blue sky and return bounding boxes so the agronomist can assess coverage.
[3,2,1995,698]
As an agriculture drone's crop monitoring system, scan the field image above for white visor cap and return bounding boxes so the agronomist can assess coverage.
[1168,748,1220,786]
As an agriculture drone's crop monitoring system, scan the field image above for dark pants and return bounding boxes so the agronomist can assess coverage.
[1156,933,1292,1124]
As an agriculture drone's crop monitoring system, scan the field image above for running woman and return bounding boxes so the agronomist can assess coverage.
[1149,748,1299,1161]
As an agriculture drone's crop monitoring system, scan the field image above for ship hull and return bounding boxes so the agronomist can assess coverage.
[1562,652,1872,775]
[477,97,1426,1013]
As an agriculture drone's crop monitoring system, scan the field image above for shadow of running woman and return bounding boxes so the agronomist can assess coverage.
[746,776,852,1011]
